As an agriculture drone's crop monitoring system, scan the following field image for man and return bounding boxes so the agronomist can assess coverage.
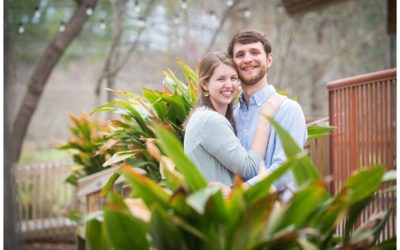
[228,29,307,200]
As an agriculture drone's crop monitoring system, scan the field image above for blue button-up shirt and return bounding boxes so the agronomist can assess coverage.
[234,85,307,200]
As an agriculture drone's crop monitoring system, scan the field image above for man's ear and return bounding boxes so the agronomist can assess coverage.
[267,53,273,68]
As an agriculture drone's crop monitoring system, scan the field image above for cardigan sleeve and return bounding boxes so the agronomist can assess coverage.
[202,113,261,179]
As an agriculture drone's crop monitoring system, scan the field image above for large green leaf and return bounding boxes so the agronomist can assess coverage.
[224,184,246,249]
[170,214,211,245]
[86,218,111,250]
[186,186,221,215]
[100,171,121,197]
[371,208,393,245]
[160,93,188,122]
[271,181,326,232]
[104,204,149,250]
[121,166,170,209]
[114,99,152,134]
[310,166,385,234]
[343,196,372,242]
[269,118,320,185]
[377,237,397,250]
[68,210,103,225]
[245,151,307,206]
[307,125,335,139]
[164,69,188,95]
[154,124,207,191]
[142,88,168,119]
[169,186,194,217]
[90,100,119,114]
[103,151,135,167]
[228,193,277,250]
[178,60,198,103]
[106,88,142,99]
[150,206,189,250]
[178,59,199,88]
[341,166,385,204]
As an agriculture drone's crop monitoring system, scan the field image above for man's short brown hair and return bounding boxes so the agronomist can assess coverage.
[227,29,272,57]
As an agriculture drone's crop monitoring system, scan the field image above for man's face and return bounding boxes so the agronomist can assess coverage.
[232,41,272,86]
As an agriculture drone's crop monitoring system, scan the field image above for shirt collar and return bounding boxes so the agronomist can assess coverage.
[238,85,276,108]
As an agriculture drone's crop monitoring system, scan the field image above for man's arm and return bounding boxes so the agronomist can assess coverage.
[247,100,307,198]
[269,100,307,188]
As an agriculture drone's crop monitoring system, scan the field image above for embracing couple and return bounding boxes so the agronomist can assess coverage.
[184,29,307,200]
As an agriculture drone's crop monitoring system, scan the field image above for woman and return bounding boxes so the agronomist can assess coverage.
[184,51,285,186]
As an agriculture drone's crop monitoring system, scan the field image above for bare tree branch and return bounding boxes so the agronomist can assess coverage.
[95,0,156,99]
[204,0,242,54]
[113,0,157,72]
[10,0,98,163]
[95,0,126,97]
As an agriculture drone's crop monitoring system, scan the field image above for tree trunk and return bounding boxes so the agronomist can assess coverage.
[10,0,98,163]
[4,1,19,248]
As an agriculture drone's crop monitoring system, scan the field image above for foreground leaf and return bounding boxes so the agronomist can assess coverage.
[86,218,110,250]
[154,124,207,191]
[269,118,320,186]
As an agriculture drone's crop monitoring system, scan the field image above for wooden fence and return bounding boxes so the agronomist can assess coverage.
[14,161,77,242]
[328,68,396,241]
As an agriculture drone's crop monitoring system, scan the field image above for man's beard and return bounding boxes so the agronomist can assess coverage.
[239,65,267,86]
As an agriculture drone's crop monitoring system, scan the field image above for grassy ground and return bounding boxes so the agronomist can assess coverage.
[19,149,71,164]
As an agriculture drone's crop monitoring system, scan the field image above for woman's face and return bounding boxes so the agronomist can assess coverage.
[203,63,240,113]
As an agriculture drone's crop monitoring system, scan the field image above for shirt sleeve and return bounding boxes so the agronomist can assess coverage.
[247,100,308,198]
[202,113,261,179]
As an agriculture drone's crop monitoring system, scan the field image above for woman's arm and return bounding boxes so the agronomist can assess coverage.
[201,96,284,179]
[250,94,287,157]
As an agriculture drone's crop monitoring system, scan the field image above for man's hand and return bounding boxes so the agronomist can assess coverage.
[261,94,287,118]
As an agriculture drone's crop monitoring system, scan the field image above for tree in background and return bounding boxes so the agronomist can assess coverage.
[8,0,99,163]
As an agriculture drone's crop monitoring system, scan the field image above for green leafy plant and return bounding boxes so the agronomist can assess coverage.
[79,120,395,250]
[88,61,199,186]
[58,112,113,186]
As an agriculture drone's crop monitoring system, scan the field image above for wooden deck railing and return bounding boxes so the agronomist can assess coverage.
[328,68,396,241]
[14,161,77,242]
